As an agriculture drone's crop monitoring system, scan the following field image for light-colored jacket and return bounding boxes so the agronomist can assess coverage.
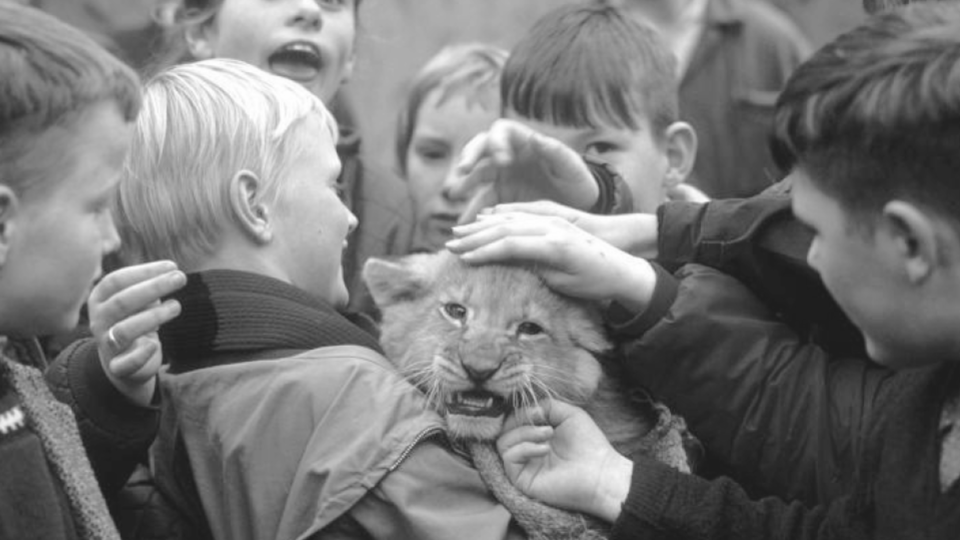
[153,345,523,540]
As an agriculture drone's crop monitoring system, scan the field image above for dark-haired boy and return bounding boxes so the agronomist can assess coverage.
[456,3,703,219]
[467,3,960,538]
[0,4,184,538]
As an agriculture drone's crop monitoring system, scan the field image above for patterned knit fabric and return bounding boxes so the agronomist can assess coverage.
[939,391,960,492]
[1,338,119,540]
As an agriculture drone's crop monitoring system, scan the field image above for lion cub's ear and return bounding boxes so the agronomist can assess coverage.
[362,253,441,308]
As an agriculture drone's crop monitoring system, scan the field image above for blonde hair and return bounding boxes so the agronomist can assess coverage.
[115,58,336,267]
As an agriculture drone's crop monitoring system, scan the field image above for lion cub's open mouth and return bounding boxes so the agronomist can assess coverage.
[445,390,508,417]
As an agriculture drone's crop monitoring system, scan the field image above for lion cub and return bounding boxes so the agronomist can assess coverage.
[363,250,694,469]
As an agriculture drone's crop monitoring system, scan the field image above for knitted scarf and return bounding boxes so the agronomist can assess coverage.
[0,338,119,540]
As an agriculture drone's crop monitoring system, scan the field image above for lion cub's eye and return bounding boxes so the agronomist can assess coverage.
[517,321,544,336]
[442,302,468,321]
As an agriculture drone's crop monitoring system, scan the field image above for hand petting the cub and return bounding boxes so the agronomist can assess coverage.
[497,399,633,524]
[448,119,600,223]
[87,260,186,407]
[472,200,660,258]
[447,211,657,312]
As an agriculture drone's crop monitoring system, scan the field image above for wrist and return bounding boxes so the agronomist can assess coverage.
[592,452,633,523]
[611,256,657,313]
[608,214,658,258]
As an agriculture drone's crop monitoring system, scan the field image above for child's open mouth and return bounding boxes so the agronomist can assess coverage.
[268,42,322,82]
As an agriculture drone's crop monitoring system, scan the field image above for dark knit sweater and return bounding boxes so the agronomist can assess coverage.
[610,362,960,540]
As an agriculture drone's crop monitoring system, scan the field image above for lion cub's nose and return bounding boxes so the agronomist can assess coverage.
[463,363,499,384]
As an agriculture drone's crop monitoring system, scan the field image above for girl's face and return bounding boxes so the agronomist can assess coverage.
[405,87,499,251]
[189,0,356,103]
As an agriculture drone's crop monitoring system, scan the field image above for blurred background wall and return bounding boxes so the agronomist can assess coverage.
[18,0,866,179]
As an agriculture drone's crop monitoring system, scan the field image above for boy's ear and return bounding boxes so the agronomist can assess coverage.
[662,121,697,189]
[881,200,941,284]
[0,186,18,267]
[228,170,272,244]
[184,18,216,60]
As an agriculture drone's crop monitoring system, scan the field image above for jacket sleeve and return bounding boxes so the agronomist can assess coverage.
[605,263,894,505]
[610,457,866,540]
[45,338,158,495]
[656,192,866,364]
[343,437,525,540]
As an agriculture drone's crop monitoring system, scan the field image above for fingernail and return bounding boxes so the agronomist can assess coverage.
[169,271,186,286]
[445,239,461,249]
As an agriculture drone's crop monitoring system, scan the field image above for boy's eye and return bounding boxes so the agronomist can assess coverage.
[585,141,617,155]
[414,144,450,163]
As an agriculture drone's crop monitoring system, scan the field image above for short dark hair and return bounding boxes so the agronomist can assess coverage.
[0,3,140,194]
[772,2,960,228]
[501,3,678,137]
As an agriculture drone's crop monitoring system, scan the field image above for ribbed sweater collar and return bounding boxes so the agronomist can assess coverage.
[160,270,382,373]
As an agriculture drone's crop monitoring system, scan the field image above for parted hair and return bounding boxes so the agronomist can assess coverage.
[501,3,678,137]
[395,43,508,176]
[0,2,140,195]
[114,58,336,268]
[772,2,960,229]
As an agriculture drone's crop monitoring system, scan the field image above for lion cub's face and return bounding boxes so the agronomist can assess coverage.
[363,251,612,441]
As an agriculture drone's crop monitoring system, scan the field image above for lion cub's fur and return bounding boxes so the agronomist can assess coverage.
[363,250,685,463]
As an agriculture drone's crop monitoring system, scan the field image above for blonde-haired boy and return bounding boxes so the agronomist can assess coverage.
[106,58,524,539]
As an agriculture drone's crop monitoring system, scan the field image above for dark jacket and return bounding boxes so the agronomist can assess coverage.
[681,0,811,198]
[605,264,892,505]
[656,189,864,358]
[0,335,158,540]
[150,270,522,540]
[610,360,960,540]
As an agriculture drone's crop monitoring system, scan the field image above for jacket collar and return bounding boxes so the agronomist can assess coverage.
[160,270,382,373]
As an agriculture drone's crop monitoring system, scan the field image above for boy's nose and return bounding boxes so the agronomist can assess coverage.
[102,213,122,256]
[346,208,358,234]
[291,0,323,31]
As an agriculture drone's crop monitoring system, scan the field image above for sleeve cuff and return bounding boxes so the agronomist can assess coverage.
[605,263,679,338]
[656,201,708,271]
[611,457,680,539]
[62,338,159,440]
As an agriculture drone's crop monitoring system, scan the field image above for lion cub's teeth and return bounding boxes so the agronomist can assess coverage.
[454,394,494,408]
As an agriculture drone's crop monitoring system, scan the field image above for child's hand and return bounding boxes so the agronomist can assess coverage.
[476,200,659,258]
[667,183,711,203]
[449,119,600,223]
[87,261,186,407]
[448,212,656,310]
[497,399,632,523]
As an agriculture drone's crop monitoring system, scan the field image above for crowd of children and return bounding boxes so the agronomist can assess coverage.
[1,0,958,538]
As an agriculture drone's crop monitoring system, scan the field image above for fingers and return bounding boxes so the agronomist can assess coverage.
[497,425,554,463]
[90,264,186,337]
[480,200,580,220]
[457,184,498,226]
[448,212,578,264]
[108,337,161,381]
[89,260,180,305]
[103,299,181,354]
[449,133,498,200]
